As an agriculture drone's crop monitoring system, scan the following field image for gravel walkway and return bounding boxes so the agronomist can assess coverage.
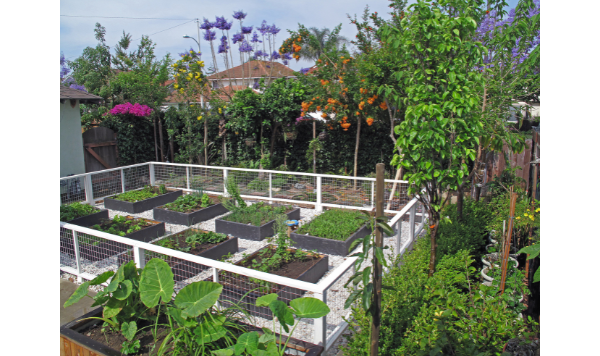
[60,198,421,352]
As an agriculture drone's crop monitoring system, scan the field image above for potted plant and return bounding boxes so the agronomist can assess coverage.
[218,215,328,319]
[153,189,228,226]
[60,201,109,227]
[104,184,183,214]
[290,209,371,256]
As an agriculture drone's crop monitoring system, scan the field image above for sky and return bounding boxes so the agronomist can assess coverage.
[60,0,520,73]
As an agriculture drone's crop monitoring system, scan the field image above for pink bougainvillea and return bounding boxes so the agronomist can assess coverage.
[108,102,153,117]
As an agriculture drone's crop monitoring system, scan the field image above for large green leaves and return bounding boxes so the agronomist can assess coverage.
[121,321,137,341]
[63,282,90,308]
[269,300,295,332]
[113,280,133,300]
[139,258,174,308]
[194,321,227,345]
[289,297,330,319]
[234,331,259,355]
[174,281,223,318]
[255,293,278,307]
[518,243,540,260]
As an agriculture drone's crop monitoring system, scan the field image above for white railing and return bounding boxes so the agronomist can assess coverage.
[60,162,412,214]
[60,162,427,349]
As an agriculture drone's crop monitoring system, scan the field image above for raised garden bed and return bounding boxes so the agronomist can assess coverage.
[217,245,328,319]
[215,203,301,241]
[60,307,324,356]
[91,215,165,243]
[291,209,372,256]
[60,202,109,227]
[104,185,182,213]
[153,194,228,226]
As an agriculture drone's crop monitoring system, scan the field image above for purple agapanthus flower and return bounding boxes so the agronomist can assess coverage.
[254,50,268,58]
[214,16,232,31]
[200,18,214,30]
[251,32,261,43]
[241,26,253,34]
[252,81,260,89]
[282,59,289,65]
[258,20,269,35]
[203,30,216,41]
[232,32,244,44]
[70,84,87,92]
[218,36,230,54]
[268,24,280,35]
[299,68,310,74]
[270,51,281,60]
[232,11,247,20]
[239,40,253,53]
[282,52,293,60]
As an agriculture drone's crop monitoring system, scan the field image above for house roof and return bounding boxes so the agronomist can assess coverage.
[206,60,295,81]
[165,85,254,103]
[60,85,104,104]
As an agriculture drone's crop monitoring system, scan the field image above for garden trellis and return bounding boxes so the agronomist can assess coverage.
[60,162,427,349]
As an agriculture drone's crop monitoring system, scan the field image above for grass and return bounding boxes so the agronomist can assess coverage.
[296,208,366,240]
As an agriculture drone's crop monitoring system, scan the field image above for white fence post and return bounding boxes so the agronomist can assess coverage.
[395,219,402,256]
[269,173,273,199]
[314,290,327,346]
[409,203,416,243]
[84,175,94,205]
[120,168,126,193]
[72,230,82,283]
[213,268,221,309]
[186,167,191,190]
[315,176,323,212]
[223,169,229,195]
[371,181,375,209]
[133,246,146,269]
[149,163,155,186]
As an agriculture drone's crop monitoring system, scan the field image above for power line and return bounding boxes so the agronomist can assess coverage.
[131,19,197,41]
[61,15,195,20]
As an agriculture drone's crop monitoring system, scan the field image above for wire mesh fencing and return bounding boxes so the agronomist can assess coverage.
[60,176,87,205]
[270,172,317,202]
[122,165,150,191]
[90,170,122,200]
[190,166,225,193]
[154,164,188,189]
[321,176,374,208]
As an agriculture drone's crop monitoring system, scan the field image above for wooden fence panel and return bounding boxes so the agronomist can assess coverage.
[82,127,118,173]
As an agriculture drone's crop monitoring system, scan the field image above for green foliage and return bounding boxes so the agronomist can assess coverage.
[297,209,366,240]
[435,198,492,263]
[113,185,161,202]
[487,190,540,244]
[91,215,151,237]
[246,179,269,192]
[158,184,167,194]
[222,175,247,211]
[162,193,213,213]
[60,202,100,221]
[155,230,228,253]
[518,243,540,283]
[222,202,291,227]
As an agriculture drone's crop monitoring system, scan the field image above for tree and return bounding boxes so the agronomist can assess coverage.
[68,23,112,98]
[296,25,348,61]
[380,0,487,276]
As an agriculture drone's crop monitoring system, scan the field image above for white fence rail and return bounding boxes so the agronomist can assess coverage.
[60,162,427,349]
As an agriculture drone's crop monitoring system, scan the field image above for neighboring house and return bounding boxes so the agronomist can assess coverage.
[60,85,104,177]
[206,60,296,89]
[161,82,259,111]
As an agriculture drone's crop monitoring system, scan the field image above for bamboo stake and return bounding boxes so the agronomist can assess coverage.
[370,163,385,356]
[500,190,518,295]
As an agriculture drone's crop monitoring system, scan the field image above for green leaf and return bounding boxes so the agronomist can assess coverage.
[453,29,459,36]
[269,300,295,332]
[175,281,223,318]
[533,267,540,283]
[375,247,389,268]
[167,307,197,328]
[289,297,330,319]
[113,280,133,300]
[194,322,227,344]
[344,289,361,309]
[362,267,372,287]
[103,298,126,319]
[256,293,278,307]
[518,244,540,259]
[89,271,115,286]
[139,258,175,308]
[377,222,395,236]
[363,283,373,312]
[259,331,275,344]
[212,349,234,356]
[234,332,259,355]
[63,282,90,308]
[121,321,137,341]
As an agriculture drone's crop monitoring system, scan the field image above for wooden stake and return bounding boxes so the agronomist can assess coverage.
[370,163,385,356]
[500,190,518,295]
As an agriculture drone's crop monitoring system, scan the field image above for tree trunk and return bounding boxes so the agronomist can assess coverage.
[456,185,464,220]
[353,116,362,189]
[169,137,175,163]
[428,212,440,277]
[158,116,165,162]
[313,121,316,173]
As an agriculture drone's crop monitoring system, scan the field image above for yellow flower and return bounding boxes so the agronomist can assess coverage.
[218,108,222,114]
[174,84,179,89]
[179,88,184,93]
[516,217,521,220]
[198,61,205,67]
[197,116,203,120]
[172,63,178,67]
[190,104,195,107]
[235,132,239,135]
[536,208,540,212]
[224,105,227,109]
[189,50,194,54]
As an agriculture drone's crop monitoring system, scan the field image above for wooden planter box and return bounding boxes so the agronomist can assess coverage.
[218,246,329,320]
[290,224,372,256]
[60,308,324,356]
[104,189,182,213]
[65,209,109,227]
[153,203,228,226]
[215,208,301,241]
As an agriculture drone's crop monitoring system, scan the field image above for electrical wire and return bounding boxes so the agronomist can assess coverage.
[61,15,195,20]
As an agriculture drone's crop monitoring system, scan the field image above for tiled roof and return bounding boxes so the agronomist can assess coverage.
[60,85,104,103]
[206,60,295,80]
[165,85,253,103]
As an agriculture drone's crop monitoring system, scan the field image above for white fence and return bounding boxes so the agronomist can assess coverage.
[60,162,427,349]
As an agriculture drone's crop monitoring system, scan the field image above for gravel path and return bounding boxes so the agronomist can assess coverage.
[60,198,421,352]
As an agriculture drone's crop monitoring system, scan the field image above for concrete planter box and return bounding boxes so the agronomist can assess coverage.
[218,246,329,320]
[215,207,301,241]
[153,203,228,226]
[104,189,182,213]
[290,224,372,256]
[65,209,109,227]
[60,308,324,356]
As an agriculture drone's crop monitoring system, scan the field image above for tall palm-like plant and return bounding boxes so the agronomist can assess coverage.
[299,25,348,61]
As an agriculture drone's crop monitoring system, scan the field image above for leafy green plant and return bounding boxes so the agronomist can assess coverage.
[296,209,366,240]
[518,242,540,283]
[222,202,292,227]
[222,175,247,212]
[60,202,100,221]
[159,184,168,195]
[156,230,228,253]
[91,215,152,237]
[247,179,269,192]
[162,193,213,213]
[113,185,163,202]
[213,294,330,356]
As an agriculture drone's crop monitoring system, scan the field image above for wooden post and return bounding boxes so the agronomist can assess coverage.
[313,121,317,173]
[370,163,385,356]
[526,131,539,285]
[500,191,518,295]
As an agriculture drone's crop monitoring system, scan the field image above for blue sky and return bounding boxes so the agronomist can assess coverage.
[60,0,521,72]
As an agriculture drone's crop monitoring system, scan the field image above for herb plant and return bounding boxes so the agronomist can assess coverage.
[222,202,292,227]
[155,229,228,254]
[162,193,213,213]
[112,185,166,202]
[60,202,100,221]
[91,215,152,237]
[296,209,366,240]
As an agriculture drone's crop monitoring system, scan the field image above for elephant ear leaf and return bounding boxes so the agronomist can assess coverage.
[121,321,137,341]
[113,280,133,300]
[63,282,90,308]
[255,293,278,307]
[289,297,330,319]
[139,258,174,308]
[89,271,114,286]
[174,281,223,318]
[269,300,295,332]
[518,244,540,260]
